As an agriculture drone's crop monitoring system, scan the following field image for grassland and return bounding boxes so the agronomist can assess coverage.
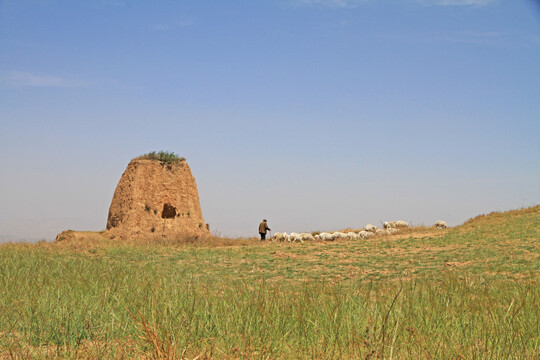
[0,206,538,359]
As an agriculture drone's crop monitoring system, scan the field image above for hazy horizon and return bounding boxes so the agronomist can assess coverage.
[1,0,539,242]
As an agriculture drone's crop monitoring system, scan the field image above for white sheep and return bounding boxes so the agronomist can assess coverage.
[331,232,347,239]
[435,220,448,229]
[358,230,374,239]
[300,233,315,241]
[288,232,304,242]
[347,231,360,240]
[386,228,400,234]
[272,232,285,242]
[384,220,409,229]
[395,220,408,228]
[365,224,378,232]
[276,232,291,242]
[318,232,335,241]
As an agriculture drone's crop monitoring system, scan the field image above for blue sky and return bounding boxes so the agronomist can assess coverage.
[1,0,539,241]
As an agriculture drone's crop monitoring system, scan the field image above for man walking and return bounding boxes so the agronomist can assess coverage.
[258,219,271,241]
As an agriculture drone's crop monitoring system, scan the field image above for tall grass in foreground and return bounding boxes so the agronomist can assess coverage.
[0,245,537,359]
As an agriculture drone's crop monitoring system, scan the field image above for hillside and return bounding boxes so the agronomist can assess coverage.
[0,206,538,359]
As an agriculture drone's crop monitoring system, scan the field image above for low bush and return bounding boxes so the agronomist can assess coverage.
[136,151,185,164]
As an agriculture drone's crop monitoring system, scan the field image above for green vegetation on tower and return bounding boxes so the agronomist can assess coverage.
[136,151,185,164]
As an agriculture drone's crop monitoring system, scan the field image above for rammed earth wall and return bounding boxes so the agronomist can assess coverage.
[106,158,209,238]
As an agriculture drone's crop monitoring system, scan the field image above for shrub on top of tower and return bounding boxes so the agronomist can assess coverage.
[136,151,185,164]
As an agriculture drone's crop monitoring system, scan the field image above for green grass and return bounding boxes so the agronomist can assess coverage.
[136,151,185,164]
[0,206,538,359]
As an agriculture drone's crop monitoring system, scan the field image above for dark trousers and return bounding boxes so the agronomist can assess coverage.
[260,232,266,241]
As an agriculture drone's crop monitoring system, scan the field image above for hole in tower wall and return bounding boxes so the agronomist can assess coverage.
[161,203,176,219]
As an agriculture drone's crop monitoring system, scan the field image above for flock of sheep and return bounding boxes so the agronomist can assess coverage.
[271,219,448,243]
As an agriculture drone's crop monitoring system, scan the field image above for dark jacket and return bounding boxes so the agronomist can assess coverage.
[259,221,270,234]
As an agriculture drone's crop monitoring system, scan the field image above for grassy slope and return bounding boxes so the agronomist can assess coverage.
[0,206,538,359]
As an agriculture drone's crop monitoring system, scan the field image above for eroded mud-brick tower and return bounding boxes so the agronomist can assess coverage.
[106,154,210,238]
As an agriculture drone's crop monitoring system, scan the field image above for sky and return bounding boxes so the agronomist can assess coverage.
[1,0,539,241]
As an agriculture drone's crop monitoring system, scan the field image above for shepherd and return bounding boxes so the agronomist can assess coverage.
[258,219,271,241]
